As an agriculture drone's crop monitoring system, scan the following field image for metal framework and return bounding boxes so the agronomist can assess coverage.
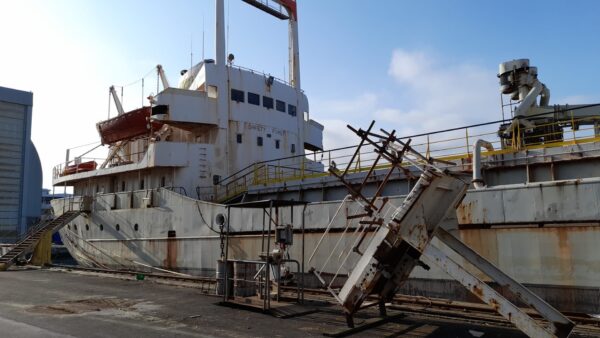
[312,121,575,338]
[221,200,307,312]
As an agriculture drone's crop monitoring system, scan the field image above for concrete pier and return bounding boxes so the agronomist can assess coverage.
[0,267,590,337]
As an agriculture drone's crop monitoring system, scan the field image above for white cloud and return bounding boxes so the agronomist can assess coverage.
[315,49,501,151]
[387,49,500,126]
[388,50,432,83]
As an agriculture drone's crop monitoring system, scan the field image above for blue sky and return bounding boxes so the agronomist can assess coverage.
[1,0,600,189]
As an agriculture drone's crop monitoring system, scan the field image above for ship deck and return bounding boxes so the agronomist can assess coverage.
[1,266,599,337]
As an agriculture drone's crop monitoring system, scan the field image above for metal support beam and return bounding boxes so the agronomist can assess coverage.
[434,227,574,337]
[420,241,573,338]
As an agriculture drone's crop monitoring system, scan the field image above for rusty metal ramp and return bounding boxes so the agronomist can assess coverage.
[309,122,574,338]
[0,211,81,271]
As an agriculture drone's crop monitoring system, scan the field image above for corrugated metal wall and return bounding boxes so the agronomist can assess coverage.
[0,101,25,239]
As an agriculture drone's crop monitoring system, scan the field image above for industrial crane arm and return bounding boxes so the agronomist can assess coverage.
[157,64,170,90]
[109,85,125,116]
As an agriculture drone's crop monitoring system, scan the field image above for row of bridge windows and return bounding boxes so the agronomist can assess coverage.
[231,88,297,116]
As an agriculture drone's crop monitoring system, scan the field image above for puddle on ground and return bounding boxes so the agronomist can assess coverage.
[27,297,140,315]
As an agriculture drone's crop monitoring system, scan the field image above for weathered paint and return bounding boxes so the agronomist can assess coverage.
[458,177,600,225]
[53,186,600,312]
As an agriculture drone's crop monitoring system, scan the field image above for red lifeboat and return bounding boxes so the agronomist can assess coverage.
[61,161,97,176]
[96,106,164,145]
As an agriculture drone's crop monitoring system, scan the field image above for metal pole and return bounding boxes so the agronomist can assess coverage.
[261,209,266,254]
[223,206,231,302]
[301,204,306,304]
[266,201,273,310]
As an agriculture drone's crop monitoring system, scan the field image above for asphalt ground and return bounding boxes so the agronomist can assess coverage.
[0,267,552,337]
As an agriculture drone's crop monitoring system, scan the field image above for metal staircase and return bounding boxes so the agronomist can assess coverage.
[0,211,81,271]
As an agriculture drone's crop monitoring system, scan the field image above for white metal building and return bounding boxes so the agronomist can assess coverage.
[0,86,42,242]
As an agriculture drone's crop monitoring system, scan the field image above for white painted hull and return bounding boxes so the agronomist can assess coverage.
[52,188,600,312]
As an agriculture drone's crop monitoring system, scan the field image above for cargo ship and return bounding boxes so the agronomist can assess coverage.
[52,0,600,314]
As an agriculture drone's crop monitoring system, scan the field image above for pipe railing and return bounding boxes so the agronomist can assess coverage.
[205,115,600,202]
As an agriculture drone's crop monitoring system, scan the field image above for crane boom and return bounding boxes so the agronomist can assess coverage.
[157,64,170,90]
[109,85,125,116]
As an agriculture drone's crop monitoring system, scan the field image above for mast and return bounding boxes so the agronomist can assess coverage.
[215,0,226,67]
[242,0,300,89]
[285,1,300,89]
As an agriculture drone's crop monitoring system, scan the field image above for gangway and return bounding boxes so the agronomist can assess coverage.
[0,211,81,271]
[310,122,574,338]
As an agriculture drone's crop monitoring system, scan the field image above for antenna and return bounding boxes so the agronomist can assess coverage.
[190,33,193,70]
[202,14,205,61]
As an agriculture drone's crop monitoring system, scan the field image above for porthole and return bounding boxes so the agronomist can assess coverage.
[134,223,139,231]
[99,224,104,231]
[116,224,120,231]
[85,224,89,231]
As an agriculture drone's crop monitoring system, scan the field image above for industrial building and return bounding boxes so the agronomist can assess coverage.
[0,86,42,242]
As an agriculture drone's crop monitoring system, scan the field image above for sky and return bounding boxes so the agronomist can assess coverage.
[1,0,600,189]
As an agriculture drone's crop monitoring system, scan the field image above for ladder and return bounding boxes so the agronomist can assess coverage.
[0,211,81,271]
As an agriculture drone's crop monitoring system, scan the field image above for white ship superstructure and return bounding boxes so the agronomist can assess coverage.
[52,0,600,315]
[54,0,322,200]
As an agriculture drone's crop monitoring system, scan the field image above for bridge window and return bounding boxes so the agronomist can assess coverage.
[140,179,145,190]
[291,144,296,153]
[257,136,263,146]
[134,223,139,231]
[288,104,297,117]
[275,140,280,149]
[99,224,104,231]
[116,224,120,231]
[231,89,244,103]
[121,181,125,191]
[263,96,274,109]
[160,176,166,187]
[276,100,286,112]
[248,92,260,105]
[236,133,242,144]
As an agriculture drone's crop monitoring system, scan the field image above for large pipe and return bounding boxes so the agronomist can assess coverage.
[472,139,494,189]
[514,80,543,117]
[539,84,550,106]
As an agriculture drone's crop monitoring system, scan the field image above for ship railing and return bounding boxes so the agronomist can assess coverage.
[202,113,600,202]
[163,186,188,197]
[52,138,151,179]
[228,64,298,90]
[52,157,105,179]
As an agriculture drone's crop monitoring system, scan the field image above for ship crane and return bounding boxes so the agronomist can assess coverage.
[156,64,169,90]
[498,59,600,148]
[109,85,125,116]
